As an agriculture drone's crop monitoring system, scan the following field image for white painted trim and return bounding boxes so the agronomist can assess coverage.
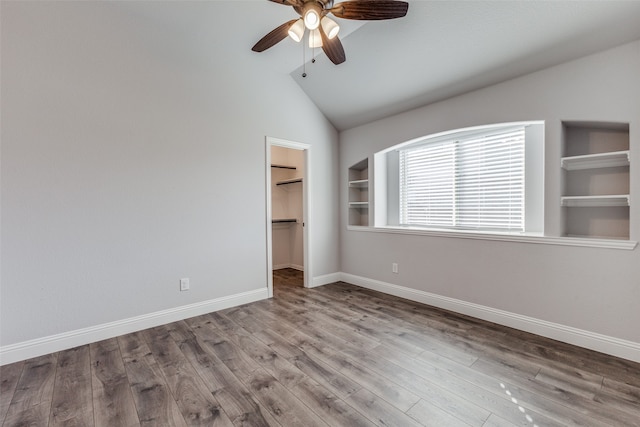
[266,142,274,298]
[0,288,268,366]
[346,226,637,250]
[311,272,342,288]
[339,273,640,363]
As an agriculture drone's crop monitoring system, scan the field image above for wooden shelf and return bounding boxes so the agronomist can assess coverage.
[349,179,369,188]
[561,195,630,207]
[349,202,369,208]
[276,178,302,186]
[271,164,296,170]
[561,150,629,170]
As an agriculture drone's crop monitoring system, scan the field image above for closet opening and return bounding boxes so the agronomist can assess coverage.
[265,137,311,297]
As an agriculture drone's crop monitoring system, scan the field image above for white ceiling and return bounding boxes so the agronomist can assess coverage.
[121,1,640,131]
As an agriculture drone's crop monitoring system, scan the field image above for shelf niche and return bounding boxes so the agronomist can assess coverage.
[348,158,369,227]
[561,121,630,240]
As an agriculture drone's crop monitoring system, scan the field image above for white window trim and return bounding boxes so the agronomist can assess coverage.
[346,225,637,250]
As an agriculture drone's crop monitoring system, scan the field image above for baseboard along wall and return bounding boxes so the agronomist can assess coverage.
[0,288,268,366]
[339,273,640,363]
[273,264,304,271]
[4,272,639,365]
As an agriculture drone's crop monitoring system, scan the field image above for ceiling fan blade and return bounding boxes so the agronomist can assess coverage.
[330,0,408,20]
[252,19,298,52]
[319,25,346,65]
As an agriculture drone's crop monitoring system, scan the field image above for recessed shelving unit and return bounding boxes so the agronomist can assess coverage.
[272,218,297,224]
[561,121,630,240]
[348,158,369,227]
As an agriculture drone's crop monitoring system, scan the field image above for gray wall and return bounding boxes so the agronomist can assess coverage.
[1,2,339,346]
[340,41,640,343]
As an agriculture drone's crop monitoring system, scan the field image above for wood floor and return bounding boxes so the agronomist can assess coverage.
[2,269,639,426]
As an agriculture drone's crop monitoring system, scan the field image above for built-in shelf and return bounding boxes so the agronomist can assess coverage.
[561,195,630,207]
[348,179,369,188]
[348,159,370,226]
[276,178,302,186]
[349,202,369,208]
[271,164,296,170]
[272,218,297,224]
[561,121,630,240]
[561,150,629,171]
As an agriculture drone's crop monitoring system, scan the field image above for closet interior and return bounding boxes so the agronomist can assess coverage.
[271,146,304,287]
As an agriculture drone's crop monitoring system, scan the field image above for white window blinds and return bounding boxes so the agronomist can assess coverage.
[399,127,525,232]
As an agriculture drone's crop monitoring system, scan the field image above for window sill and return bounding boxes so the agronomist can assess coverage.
[346,225,637,250]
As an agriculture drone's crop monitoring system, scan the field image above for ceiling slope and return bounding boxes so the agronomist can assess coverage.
[290,1,640,130]
[115,1,640,131]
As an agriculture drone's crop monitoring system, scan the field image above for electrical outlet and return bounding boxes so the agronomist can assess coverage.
[392,263,398,274]
[180,278,190,291]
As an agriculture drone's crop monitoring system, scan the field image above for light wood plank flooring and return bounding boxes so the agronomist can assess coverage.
[2,270,639,426]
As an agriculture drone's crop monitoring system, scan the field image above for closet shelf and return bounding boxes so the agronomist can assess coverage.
[349,179,369,188]
[276,178,302,186]
[561,150,629,170]
[271,164,296,170]
[561,195,630,207]
[272,218,297,223]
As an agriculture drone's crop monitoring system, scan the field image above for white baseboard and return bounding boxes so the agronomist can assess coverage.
[339,273,640,363]
[0,288,268,366]
[311,272,342,288]
[273,264,304,271]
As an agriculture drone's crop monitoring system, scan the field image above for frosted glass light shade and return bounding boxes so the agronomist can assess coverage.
[321,17,340,39]
[309,29,323,48]
[288,19,305,42]
[303,6,321,30]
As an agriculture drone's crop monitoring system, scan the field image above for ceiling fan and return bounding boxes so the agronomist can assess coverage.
[252,0,409,65]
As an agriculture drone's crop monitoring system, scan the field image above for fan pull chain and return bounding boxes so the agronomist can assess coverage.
[302,31,307,78]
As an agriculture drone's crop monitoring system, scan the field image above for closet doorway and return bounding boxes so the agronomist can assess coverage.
[265,137,311,297]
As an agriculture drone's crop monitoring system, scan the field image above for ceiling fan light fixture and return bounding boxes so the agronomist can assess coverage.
[303,3,322,30]
[321,16,339,39]
[309,29,323,48]
[288,19,305,42]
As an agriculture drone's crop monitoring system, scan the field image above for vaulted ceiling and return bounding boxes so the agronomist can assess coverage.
[122,1,640,131]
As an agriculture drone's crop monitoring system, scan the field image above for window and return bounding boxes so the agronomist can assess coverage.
[397,125,532,233]
[372,121,543,235]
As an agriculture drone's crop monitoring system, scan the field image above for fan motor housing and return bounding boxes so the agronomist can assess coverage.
[308,0,333,8]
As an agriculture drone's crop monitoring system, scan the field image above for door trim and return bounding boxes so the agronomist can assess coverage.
[266,137,312,297]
